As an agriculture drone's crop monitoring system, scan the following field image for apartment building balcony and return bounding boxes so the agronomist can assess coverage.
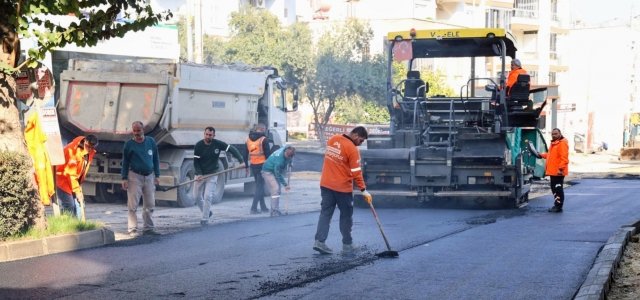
[510,8,540,31]
[436,0,513,9]
[549,51,569,71]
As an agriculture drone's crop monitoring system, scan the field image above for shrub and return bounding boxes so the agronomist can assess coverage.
[0,151,37,239]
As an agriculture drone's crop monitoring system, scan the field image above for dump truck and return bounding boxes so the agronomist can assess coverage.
[356,28,548,209]
[56,59,298,207]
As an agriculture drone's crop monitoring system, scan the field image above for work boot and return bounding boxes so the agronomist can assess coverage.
[128,230,139,238]
[313,240,333,254]
[200,220,209,226]
[342,243,361,253]
[270,210,282,217]
[250,209,260,215]
[548,206,563,213]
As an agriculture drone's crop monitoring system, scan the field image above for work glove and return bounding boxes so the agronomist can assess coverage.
[362,190,372,204]
[74,191,84,203]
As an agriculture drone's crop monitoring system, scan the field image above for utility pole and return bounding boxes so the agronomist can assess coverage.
[194,0,203,64]
[187,0,193,62]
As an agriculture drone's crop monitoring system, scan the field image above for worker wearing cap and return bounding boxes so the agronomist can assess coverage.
[313,126,372,255]
[55,134,98,220]
[506,59,528,96]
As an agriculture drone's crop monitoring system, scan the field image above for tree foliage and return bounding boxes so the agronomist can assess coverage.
[333,97,389,125]
[306,18,383,144]
[176,15,223,64]
[392,62,456,97]
[190,6,313,84]
[0,0,172,72]
[0,0,171,229]
[0,151,39,239]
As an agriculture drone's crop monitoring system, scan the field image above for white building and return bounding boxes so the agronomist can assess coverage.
[565,26,640,151]
[152,0,298,37]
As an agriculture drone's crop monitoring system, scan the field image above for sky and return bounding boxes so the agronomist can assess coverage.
[569,0,637,25]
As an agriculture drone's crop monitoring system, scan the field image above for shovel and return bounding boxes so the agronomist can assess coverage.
[285,165,291,215]
[158,166,244,192]
[78,196,86,222]
[368,200,399,258]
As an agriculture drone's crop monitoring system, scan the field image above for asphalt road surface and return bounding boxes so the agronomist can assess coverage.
[291,151,324,173]
[2,178,639,300]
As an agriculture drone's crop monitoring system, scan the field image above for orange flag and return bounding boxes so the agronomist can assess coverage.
[24,113,55,205]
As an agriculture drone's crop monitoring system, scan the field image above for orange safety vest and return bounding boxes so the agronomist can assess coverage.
[55,136,96,196]
[506,68,528,96]
[246,136,267,165]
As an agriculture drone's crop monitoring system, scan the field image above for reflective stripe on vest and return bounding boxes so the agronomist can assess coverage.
[246,136,266,165]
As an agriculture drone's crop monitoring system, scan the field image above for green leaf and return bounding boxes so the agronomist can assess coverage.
[27,48,38,58]
[30,4,41,15]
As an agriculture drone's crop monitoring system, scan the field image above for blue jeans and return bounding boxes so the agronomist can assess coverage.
[56,187,82,220]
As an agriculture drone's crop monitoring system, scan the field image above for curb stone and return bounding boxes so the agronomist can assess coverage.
[574,222,640,300]
[0,227,115,263]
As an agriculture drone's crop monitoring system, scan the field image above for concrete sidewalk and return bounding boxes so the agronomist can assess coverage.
[0,174,323,263]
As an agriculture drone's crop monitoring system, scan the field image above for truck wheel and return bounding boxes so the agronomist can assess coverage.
[210,160,226,204]
[94,183,121,203]
[176,160,196,208]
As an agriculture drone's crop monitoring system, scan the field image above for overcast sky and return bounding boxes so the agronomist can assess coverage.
[569,0,637,25]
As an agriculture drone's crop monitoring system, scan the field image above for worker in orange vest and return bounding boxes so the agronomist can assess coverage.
[244,123,273,214]
[506,59,528,96]
[539,128,569,213]
[55,135,98,219]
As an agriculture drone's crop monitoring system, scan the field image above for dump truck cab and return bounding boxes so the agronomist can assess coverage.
[358,28,548,209]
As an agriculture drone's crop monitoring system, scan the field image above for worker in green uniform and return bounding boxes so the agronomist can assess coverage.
[194,126,245,225]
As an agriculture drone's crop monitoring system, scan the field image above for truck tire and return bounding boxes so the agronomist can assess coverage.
[94,183,122,203]
[176,160,196,208]
[210,159,226,204]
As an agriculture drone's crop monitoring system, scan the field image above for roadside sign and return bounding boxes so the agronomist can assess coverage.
[39,107,65,166]
[16,71,31,100]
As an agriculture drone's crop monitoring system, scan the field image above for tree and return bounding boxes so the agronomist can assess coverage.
[197,6,313,84]
[306,18,375,145]
[176,15,224,64]
[0,0,171,229]
[392,62,456,97]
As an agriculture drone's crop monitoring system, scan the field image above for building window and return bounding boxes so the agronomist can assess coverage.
[486,8,511,30]
[550,33,557,59]
[284,8,288,18]
[529,70,538,85]
[549,72,556,84]
[551,0,559,21]
[513,0,539,19]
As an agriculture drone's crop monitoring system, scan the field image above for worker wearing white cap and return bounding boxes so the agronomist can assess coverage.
[506,58,528,95]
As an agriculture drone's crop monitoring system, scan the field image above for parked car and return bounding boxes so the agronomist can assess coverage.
[574,134,604,154]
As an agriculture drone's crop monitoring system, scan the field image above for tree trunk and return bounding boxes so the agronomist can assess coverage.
[1,15,48,230]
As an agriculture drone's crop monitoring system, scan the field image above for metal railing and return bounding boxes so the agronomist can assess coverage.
[512,8,538,19]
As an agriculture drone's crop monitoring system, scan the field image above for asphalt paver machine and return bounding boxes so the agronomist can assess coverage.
[357,28,548,209]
